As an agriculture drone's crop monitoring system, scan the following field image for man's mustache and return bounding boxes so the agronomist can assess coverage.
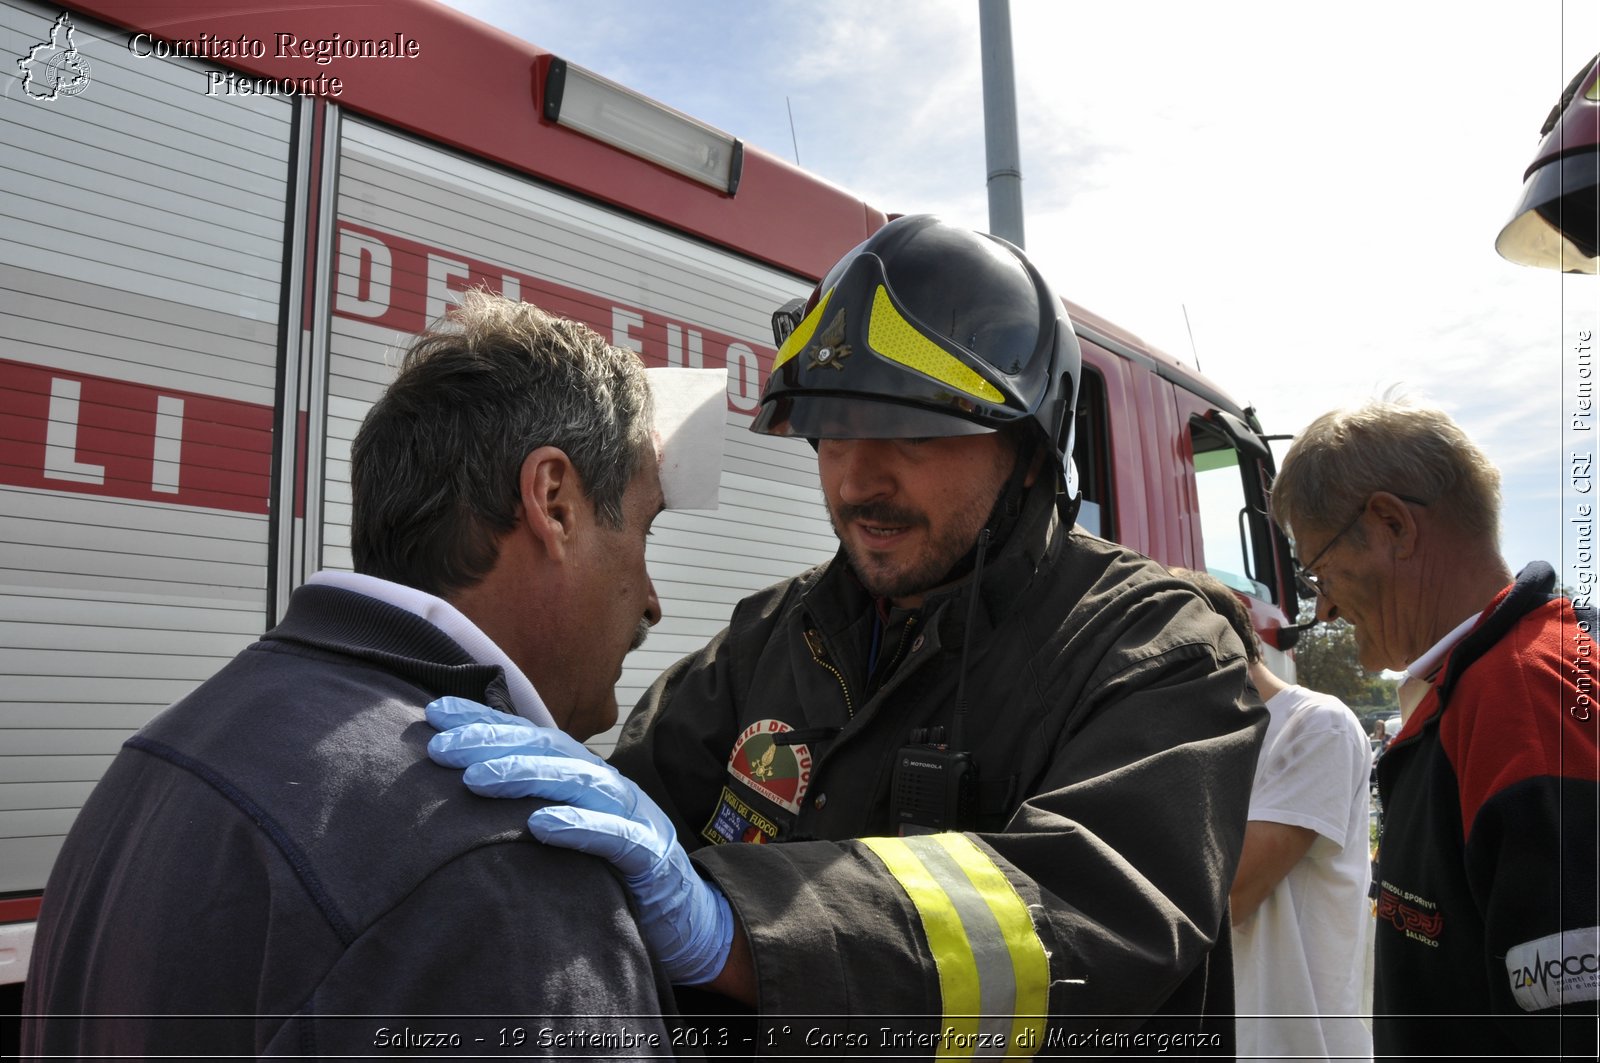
[630,617,652,652]
[833,501,926,528]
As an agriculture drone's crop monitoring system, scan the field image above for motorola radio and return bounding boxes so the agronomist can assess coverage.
[890,725,977,835]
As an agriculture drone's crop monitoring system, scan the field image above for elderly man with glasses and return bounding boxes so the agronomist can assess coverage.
[1271,400,1597,1060]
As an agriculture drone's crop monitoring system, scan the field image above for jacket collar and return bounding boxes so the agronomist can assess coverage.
[266,583,516,713]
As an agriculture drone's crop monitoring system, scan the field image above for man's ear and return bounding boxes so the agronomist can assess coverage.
[519,446,580,561]
[1368,491,1420,559]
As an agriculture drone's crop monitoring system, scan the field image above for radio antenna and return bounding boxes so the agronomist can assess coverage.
[786,96,801,166]
[950,527,991,752]
[1182,303,1202,373]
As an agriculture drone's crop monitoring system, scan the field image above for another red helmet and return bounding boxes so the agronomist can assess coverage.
[1496,55,1599,273]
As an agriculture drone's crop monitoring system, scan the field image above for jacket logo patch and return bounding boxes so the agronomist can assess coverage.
[726,718,812,813]
[1376,884,1443,945]
[701,786,779,847]
[1506,927,1600,1012]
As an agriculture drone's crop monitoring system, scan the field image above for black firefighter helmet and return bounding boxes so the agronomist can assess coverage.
[753,215,1082,508]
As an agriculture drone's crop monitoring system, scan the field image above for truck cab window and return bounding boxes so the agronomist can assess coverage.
[1190,419,1270,601]
[1070,368,1113,539]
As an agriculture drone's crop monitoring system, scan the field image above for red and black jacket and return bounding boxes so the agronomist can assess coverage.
[1373,562,1598,1059]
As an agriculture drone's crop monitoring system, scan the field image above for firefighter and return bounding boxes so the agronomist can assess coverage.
[430,215,1265,1049]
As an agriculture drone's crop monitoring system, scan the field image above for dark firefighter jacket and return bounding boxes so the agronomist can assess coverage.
[611,484,1267,1052]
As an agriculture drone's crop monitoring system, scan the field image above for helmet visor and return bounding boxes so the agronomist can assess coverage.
[1495,148,1599,273]
[750,394,996,440]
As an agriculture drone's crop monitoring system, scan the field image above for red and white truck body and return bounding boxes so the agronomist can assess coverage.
[0,0,1297,995]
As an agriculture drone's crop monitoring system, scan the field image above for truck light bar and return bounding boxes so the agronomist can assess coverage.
[543,57,743,196]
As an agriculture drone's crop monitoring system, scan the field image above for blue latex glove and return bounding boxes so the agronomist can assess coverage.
[425,696,734,986]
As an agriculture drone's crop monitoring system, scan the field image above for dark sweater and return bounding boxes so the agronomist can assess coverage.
[23,584,679,1059]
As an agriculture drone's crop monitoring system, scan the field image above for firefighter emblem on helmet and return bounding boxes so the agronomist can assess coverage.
[805,309,852,370]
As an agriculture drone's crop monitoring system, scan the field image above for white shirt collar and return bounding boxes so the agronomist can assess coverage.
[1403,612,1483,684]
[305,570,555,727]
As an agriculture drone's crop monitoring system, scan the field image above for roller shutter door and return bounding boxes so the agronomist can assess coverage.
[0,0,290,892]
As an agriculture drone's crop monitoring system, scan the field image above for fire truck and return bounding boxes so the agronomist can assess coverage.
[0,0,1297,1007]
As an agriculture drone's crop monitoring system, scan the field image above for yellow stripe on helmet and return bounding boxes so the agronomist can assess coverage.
[862,834,1048,1059]
[771,288,832,372]
[867,286,1005,404]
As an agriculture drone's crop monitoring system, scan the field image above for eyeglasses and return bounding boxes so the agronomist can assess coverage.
[1293,493,1430,599]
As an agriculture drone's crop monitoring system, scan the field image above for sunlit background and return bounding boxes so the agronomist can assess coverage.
[444,0,1598,593]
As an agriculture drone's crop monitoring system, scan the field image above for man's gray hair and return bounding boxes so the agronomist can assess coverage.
[351,289,655,598]
[1270,401,1502,546]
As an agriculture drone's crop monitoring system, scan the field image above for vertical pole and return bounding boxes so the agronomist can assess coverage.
[979,0,1025,248]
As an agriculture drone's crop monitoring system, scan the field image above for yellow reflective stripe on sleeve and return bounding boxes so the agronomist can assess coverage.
[867,286,1005,403]
[862,834,1048,1059]
[933,833,1049,1054]
[861,836,982,1052]
[771,288,831,371]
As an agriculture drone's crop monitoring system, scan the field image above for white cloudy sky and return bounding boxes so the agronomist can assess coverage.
[447,0,1597,591]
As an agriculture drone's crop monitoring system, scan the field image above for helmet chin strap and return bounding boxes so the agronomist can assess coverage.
[945,434,1037,752]
[984,431,1039,552]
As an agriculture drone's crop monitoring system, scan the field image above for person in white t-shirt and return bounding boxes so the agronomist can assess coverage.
[1176,568,1373,1062]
